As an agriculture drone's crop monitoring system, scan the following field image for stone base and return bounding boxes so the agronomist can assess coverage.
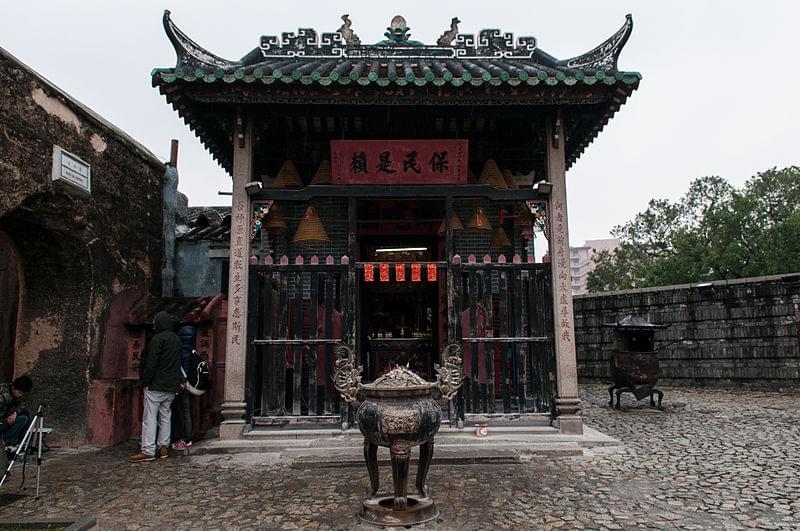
[219,421,245,440]
[360,495,438,527]
[556,415,584,435]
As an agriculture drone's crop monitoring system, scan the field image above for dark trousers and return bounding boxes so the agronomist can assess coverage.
[0,414,29,447]
[170,390,192,443]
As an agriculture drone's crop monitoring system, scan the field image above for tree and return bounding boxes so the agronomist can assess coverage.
[586,166,800,292]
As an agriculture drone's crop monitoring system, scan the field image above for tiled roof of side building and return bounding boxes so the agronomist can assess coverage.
[179,206,232,241]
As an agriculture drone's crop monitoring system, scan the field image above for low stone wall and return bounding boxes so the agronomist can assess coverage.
[574,274,800,388]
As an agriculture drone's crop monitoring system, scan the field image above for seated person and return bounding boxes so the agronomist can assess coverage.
[0,376,33,450]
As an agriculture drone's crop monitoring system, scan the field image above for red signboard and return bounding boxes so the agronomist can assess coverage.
[331,140,468,185]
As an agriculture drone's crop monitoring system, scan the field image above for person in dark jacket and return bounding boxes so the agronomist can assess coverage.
[170,325,195,451]
[0,375,32,449]
[128,311,181,463]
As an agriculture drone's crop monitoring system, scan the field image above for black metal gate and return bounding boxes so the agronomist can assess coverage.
[246,255,555,426]
[450,259,556,420]
[246,257,354,424]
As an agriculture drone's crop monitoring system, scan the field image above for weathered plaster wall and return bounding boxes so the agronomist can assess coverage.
[574,274,800,389]
[0,48,165,445]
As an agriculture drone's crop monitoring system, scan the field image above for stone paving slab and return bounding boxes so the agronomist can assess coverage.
[0,385,798,529]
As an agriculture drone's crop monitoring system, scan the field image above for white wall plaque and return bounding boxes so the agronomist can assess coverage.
[51,145,91,193]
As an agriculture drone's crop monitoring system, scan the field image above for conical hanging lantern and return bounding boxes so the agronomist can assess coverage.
[264,204,288,231]
[466,206,492,231]
[478,159,508,190]
[272,160,304,189]
[293,206,329,244]
[516,205,533,227]
[490,226,512,249]
[437,212,465,236]
[501,169,515,188]
[310,160,332,185]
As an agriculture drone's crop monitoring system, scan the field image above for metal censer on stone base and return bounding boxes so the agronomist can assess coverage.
[602,315,671,410]
[333,342,463,527]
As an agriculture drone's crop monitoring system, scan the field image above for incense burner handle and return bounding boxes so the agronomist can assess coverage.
[332,342,363,406]
[435,342,464,401]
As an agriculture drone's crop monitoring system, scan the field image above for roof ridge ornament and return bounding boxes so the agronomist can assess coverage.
[436,17,461,46]
[378,15,424,46]
[562,14,633,71]
[338,14,361,45]
[162,10,239,69]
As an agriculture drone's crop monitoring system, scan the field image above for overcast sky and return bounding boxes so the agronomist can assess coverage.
[3,1,798,248]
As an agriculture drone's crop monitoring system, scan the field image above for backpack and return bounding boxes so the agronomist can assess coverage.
[186,351,211,396]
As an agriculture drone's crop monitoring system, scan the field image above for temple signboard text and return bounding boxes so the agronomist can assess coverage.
[331,140,468,184]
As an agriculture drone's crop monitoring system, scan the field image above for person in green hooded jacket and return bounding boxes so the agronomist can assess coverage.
[128,311,181,463]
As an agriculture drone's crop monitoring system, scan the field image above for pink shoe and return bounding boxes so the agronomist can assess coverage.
[171,441,186,450]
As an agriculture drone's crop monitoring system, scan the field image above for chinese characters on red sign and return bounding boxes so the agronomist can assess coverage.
[196,325,213,361]
[363,263,437,283]
[331,140,468,184]
[552,200,571,343]
[128,329,144,378]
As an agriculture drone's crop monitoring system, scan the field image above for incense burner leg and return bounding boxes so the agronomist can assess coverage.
[615,388,624,409]
[608,385,617,407]
[390,440,411,510]
[653,388,664,410]
[416,441,434,497]
[364,441,379,497]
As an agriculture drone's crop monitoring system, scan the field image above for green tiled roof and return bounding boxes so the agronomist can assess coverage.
[152,11,641,90]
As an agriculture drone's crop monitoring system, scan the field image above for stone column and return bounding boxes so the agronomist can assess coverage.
[545,111,583,435]
[220,112,253,439]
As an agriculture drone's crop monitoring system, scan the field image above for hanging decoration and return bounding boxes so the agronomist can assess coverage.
[466,206,492,231]
[411,263,422,282]
[292,206,330,243]
[264,204,288,231]
[310,160,332,185]
[364,263,375,282]
[273,160,304,189]
[395,263,406,282]
[437,212,464,236]
[380,263,390,282]
[427,263,438,281]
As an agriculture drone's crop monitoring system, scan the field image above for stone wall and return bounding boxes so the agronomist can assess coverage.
[574,274,800,388]
[0,48,165,444]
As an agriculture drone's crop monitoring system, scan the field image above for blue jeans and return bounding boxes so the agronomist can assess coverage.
[1,414,29,447]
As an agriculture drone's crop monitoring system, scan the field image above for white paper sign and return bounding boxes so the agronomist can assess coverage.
[51,145,91,193]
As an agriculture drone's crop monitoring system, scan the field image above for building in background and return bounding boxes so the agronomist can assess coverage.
[570,238,619,295]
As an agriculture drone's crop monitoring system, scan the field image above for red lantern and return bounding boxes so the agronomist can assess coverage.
[395,263,406,282]
[380,263,390,282]
[411,263,422,282]
[427,263,438,281]
[364,263,374,282]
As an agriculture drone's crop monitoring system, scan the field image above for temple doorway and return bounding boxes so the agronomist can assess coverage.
[360,237,440,381]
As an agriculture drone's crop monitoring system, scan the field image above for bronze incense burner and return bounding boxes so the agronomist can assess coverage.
[602,315,670,410]
[334,343,463,527]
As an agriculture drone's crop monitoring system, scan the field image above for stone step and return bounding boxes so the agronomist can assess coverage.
[242,424,559,440]
[191,426,617,460]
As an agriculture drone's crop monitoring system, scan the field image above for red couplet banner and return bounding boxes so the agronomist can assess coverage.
[331,140,468,185]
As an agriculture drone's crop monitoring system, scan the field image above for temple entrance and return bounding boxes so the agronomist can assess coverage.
[359,237,440,381]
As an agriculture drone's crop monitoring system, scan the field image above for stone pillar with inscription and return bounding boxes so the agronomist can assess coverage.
[220,113,253,439]
[545,112,583,435]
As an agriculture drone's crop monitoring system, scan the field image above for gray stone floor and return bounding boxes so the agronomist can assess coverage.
[0,385,798,529]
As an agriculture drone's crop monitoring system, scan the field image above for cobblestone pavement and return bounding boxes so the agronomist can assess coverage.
[0,385,798,529]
